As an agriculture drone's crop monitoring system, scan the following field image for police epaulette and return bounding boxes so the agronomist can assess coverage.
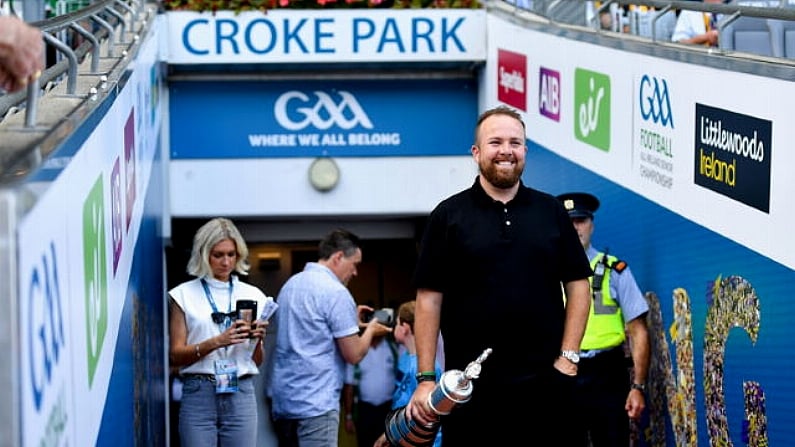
[609,259,627,273]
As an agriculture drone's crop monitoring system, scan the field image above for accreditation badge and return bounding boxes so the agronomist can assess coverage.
[214,359,239,394]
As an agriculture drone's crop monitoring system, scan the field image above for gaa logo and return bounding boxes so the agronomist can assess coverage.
[274,90,374,131]
[639,75,674,129]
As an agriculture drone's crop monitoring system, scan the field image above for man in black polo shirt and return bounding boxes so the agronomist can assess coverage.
[406,105,593,446]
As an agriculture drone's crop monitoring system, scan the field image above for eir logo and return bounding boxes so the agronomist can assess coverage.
[83,175,108,387]
[274,90,373,131]
[497,49,526,111]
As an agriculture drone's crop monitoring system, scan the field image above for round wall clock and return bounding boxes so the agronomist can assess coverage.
[308,157,340,192]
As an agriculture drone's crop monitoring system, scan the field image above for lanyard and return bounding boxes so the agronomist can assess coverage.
[200,277,235,359]
[200,277,233,323]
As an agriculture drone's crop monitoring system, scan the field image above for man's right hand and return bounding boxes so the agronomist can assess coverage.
[373,433,389,447]
[705,29,719,46]
[366,319,393,338]
[0,16,44,93]
[356,304,375,329]
[407,381,438,426]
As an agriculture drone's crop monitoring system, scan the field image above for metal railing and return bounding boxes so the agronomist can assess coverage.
[0,0,154,184]
[2,0,793,184]
[0,0,148,119]
[505,0,795,43]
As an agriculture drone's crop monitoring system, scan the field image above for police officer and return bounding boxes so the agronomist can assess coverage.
[556,192,650,447]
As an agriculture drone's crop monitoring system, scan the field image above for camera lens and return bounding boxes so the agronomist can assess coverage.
[374,309,394,327]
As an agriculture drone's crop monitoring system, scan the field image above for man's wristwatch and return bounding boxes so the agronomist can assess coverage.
[560,350,580,364]
[631,383,646,393]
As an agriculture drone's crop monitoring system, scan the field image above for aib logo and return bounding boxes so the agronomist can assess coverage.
[639,75,674,129]
[111,158,122,275]
[83,175,108,386]
[574,68,611,152]
[539,66,560,121]
[274,91,373,131]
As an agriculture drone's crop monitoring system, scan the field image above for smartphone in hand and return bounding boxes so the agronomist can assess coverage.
[235,299,258,338]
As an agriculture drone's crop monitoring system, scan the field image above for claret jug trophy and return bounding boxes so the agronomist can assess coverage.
[383,348,492,447]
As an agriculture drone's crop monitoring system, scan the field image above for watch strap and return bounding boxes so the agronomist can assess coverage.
[415,371,437,383]
[560,350,579,364]
[631,383,646,392]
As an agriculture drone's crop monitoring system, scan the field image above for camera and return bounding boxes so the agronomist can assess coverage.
[363,308,395,327]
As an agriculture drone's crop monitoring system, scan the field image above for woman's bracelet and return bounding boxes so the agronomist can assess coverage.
[194,343,201,358]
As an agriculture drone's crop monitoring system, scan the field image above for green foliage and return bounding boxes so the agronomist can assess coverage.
[163,0,272,12]
[162,0,480,12]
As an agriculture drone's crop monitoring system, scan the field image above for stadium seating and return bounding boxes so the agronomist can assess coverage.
[767,18,795,57]
[720,16,777,56]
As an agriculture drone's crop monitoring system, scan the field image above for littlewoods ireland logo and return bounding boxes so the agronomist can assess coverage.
[574,68,611,152]
[83,175,108,386]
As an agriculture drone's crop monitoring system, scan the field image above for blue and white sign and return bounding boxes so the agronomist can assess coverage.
[169,78,478,159]
[166,9,487,64]
[17,24,164,447]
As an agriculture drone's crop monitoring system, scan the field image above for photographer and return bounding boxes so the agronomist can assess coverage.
[269,229,393,447]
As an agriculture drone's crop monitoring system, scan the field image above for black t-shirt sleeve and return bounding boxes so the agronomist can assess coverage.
[412,203,449,293]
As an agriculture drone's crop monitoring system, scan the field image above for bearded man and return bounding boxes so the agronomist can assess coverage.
[405,105,593,446]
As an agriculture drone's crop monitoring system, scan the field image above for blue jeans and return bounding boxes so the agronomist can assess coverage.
[179,375,257,447]
[273,409,339,447]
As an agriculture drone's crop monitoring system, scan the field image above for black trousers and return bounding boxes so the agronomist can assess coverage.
[356,401,393,447]
[572,346,632,447]
[440,366,579,447]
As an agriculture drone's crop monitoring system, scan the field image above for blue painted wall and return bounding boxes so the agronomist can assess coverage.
[526,140,794,445]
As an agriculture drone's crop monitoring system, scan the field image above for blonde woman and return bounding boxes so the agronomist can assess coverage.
[169,217,269,447]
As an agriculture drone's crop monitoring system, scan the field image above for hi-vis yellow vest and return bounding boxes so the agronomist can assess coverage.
[580,253,626,351]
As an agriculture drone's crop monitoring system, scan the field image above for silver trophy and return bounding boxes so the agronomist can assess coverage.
[384,348,492,447]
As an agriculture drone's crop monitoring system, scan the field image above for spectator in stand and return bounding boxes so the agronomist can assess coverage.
[0,15,44,93]
[671,0,724,47]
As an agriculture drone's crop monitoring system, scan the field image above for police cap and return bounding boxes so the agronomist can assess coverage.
[556,192,600,219]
